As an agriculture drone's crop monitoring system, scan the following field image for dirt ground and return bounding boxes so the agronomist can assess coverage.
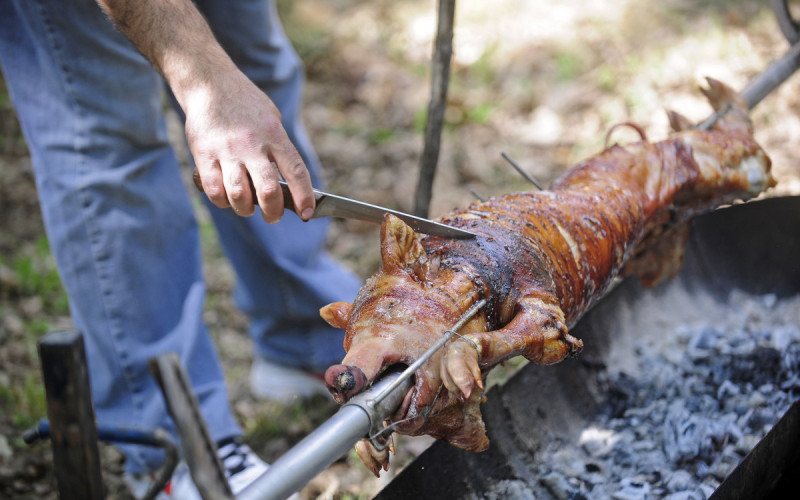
[2,0,800,498]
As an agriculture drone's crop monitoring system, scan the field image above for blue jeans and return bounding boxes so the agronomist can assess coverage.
[0,0,361,473]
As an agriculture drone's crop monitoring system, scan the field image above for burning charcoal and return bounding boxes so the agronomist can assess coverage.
[782,343,800,372]
[604,372,638,418]
[694,461,711,480]
[725,333,757,355]
[765,390,790,410]
[734,434,761,455]
[664,469,695,491]
[698,483,717,498]
[585,462,602,473]
[630,439,656,452]
[664,492,705,500]
[716,379,740,400]
[633,451,669,480]
[484,479,536,500]
[772,325,800,351]
[708,456,738,481]
[761,293,778,309]
[498,289,798,499]
[538,471,576,500]
[710,348,783,387]
[746,390,767,408]
[780,373,800,392]
[579,427,617,458]
[745,407,777,431]
[612,477,650,500]
[687,327,722,360]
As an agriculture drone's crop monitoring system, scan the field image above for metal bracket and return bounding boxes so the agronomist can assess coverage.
[24,419,179,500]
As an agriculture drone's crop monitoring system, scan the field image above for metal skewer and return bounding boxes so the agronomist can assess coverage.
[501,152,545,190]
[471,189,486,202]
[372,298,487,406]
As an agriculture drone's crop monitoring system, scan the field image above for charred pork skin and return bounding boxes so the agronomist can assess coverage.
[320,79,775,475]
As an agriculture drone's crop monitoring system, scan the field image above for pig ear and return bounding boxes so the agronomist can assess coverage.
[320,302,353,329]
[380,214,431,280]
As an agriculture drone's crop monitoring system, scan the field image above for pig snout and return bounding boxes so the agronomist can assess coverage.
[324,364,369,403]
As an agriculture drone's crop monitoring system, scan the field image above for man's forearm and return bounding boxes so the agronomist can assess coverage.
[95,0,316,222]
[95,0,238,109]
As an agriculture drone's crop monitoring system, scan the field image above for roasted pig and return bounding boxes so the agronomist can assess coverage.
[320,79,775,475]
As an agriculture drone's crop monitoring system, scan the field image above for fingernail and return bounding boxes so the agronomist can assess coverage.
[301,207,314,220]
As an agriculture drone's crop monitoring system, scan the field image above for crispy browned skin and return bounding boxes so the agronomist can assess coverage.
[320,79,775,476]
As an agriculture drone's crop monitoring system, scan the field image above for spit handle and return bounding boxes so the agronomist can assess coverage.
[772,0,800,45]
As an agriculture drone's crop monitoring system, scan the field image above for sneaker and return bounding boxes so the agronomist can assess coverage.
[124,437,291,499]
[249,356,330,403]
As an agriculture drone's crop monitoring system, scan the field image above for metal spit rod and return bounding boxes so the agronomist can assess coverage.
[698,36,800,131]
[741,37,800,110]
[237,372,410,500]
[698,1,800,130]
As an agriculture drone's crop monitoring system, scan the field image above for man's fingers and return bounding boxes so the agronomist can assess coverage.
[196,161,230,209]
[192,169,204,193]
[221,160,255,217]
[249,161,285,223]
[270,138,315,220]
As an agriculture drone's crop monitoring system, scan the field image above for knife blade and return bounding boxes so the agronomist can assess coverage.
[191,169,476,238]
[279,181,477,239]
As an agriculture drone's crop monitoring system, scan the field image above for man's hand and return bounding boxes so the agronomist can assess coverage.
[95,0,315,222]
[184,73,315,222]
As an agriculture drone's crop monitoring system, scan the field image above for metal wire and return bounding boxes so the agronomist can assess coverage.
[372,298,487,405]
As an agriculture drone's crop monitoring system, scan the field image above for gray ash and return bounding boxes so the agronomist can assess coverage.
[528,291,800,500]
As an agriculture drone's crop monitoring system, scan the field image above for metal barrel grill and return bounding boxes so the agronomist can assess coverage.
[375,195,800,499]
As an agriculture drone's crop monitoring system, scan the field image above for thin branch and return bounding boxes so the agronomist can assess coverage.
[413,0,456,218]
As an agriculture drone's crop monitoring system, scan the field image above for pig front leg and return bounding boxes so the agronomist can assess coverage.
[441,294,583,400]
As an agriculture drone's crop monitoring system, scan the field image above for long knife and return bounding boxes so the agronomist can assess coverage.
[191,170,476,239]
[279,181,476,239]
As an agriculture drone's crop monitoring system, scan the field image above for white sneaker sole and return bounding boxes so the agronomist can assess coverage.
[250,357,330,403]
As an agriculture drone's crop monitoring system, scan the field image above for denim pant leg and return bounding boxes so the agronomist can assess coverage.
[0,0,240,473]
[194,0,363,374]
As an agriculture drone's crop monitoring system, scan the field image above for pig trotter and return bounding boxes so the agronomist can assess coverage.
[441,337,483,401]
[355,438,391,477]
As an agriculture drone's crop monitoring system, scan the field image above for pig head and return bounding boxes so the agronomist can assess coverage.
[320,215,491,471]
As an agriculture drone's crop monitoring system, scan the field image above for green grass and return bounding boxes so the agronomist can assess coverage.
[0,372,47,430]
[369,126,396,144]
[554,50,585,82]
[3,236,69,314]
